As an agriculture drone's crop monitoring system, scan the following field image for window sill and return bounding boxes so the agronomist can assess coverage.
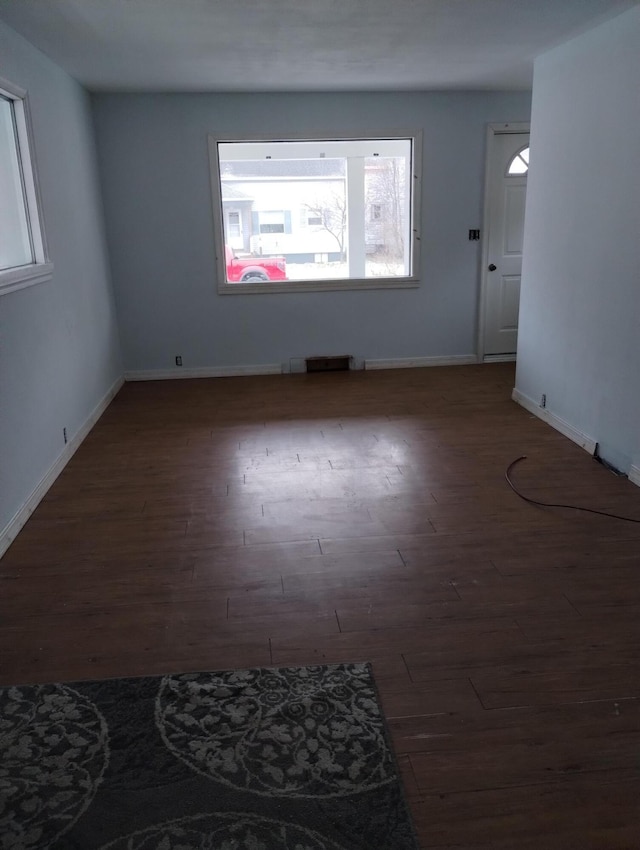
[217,276,420,295]
[0,262,53,296]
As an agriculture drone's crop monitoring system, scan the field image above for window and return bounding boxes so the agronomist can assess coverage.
[208,134,421,293]
[258,211,285,234]
[227,210,241,238]
[507,146,529,175]
[0,77,52,295]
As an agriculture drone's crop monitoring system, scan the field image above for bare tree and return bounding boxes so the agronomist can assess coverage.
[304,191,347,261]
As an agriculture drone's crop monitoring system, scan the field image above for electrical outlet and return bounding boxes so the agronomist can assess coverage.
[175,355,183,366]
[540,394,546,408]
[63,427,68,444]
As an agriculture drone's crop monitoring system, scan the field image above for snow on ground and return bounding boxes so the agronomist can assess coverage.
[286,260,405,280]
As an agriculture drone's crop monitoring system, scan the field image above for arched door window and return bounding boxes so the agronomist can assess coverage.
[507,146,529,175]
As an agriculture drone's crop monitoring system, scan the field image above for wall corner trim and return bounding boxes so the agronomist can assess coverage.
[628,465,640,488]
[0,374,125,560]
[124,364,283,381]
[511,388,597,455]
[364,355,478,371]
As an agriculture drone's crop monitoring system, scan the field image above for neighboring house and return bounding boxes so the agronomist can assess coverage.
[221,158,404,263]
[221,159,346,262]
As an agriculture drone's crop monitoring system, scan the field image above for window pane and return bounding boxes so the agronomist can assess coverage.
[228,211,240,233]
[507,147,529,175]
[365,156,409,277]
[217,138,413,284]
[508,158,527,175]
[0,96,33,271]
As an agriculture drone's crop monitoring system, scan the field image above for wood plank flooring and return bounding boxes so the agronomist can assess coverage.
[2,363,640,848]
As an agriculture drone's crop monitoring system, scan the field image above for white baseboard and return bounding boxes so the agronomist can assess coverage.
[128,358,483,379]
[124,364,282,381]
[511,388,597,455]
[0,374,125,559]
[483,353,516,363]
[364,355,478,371]
[629,465,640,488]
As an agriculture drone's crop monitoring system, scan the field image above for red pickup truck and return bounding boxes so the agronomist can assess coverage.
[225,246,287,283]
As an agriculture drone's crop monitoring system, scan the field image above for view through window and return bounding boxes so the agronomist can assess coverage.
[507,146,529,175]
[212,137,418,289]
[0,77,52,295]
[0,94,34,272]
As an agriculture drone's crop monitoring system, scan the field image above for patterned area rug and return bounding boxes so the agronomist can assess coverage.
[0,662,419,849]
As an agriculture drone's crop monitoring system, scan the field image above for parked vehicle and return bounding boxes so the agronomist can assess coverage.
[225,245,287,283]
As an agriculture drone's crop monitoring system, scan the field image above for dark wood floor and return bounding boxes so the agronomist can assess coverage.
[2,363,640,848]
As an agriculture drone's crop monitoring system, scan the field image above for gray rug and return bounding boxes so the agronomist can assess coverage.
[0,662,419,849]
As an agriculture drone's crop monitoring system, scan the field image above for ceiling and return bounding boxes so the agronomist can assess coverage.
[0,0,637,92]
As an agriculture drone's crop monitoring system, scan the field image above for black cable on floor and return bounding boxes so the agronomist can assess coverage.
[505,456,640,524]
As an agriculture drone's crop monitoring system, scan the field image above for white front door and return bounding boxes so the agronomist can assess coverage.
[482,130,529,358]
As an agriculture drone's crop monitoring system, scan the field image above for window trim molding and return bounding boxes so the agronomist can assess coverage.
[0,75,53,297]
[207,130,422,295]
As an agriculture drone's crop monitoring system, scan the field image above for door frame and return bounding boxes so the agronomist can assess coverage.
[477,122,530,363]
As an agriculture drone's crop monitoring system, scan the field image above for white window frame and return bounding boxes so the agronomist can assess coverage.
[0,76,52,296]
[208,131,422,295]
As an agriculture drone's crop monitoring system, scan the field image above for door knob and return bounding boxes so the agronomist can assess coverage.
[488,263,497,271]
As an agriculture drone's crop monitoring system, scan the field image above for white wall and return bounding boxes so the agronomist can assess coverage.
[515,7,640,475]
[0,20,122,544]
[91,90,531,372]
